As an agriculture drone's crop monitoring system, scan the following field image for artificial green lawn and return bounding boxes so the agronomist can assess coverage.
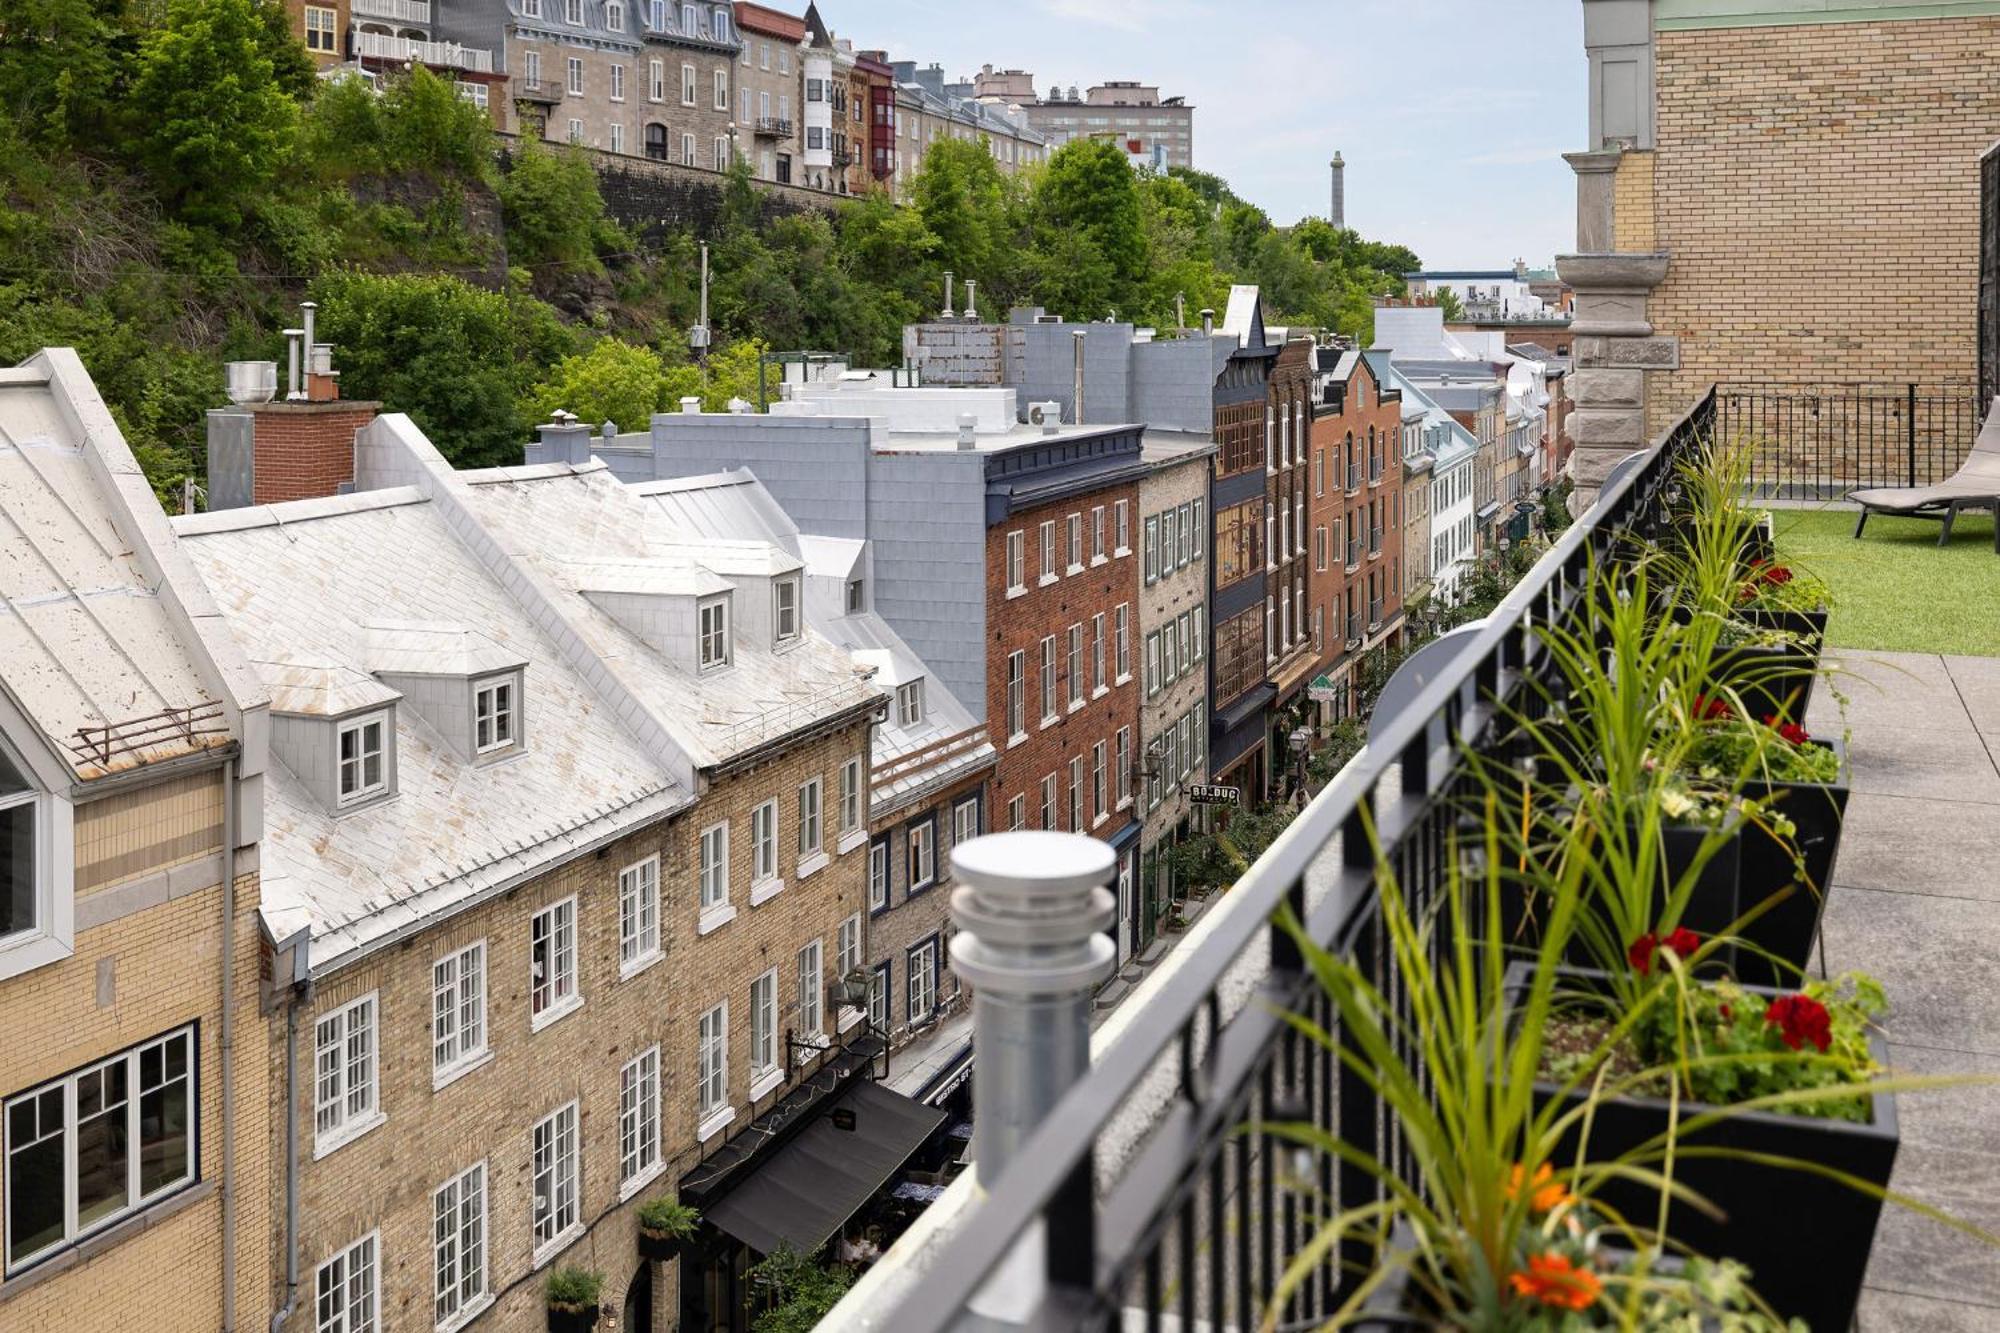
[1773,507,2000,657]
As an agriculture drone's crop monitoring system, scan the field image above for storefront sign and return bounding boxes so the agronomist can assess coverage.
[1187,784,1241,806]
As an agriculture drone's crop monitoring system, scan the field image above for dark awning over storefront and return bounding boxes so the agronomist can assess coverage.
[702,1080,946,1257]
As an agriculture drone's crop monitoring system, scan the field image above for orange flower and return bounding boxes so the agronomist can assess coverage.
[1508,1252,1603,1311]
[1505,1163,1571,1214]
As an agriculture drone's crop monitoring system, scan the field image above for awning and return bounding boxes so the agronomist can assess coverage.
[702,1080,947,1257]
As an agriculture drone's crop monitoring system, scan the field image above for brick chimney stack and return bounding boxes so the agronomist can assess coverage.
[205,302,379,510]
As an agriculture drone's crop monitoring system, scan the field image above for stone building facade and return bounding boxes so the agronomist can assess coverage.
[1134,439,1213,958]
[0,350,271,1333]
[732,1,804,183]
[1564,0,2000,502]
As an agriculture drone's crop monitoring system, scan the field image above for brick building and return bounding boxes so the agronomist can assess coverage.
[1210,290,1279,800]
[1564,0,2000,496]
[563,382,1148,940]
[632,468,997,1082]
[0,350,270,1330]
[732,2,805,183]
[1264,335,1317,787]
[1134,437,1213,958]
[1306,347,1406,721]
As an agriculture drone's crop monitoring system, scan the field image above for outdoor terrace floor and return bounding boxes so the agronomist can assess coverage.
[1808,650,2000,1330]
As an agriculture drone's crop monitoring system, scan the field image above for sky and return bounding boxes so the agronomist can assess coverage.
[827,0,1588,271]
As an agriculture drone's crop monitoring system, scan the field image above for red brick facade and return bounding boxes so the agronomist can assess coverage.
[1308,353,1405,717]
[983,487,1142,848]
[247,401,378,505]
[1267,339,1317,711]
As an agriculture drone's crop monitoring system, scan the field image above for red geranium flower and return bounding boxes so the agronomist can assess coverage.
[1628,933,1657,973]
[1661,927,1701,960]
[1630,927,1700,974]
[1765,993,1833,1052]
[1694,694,1733,721]
[1508,1252,1602,1311]
[1760,565,1795,586]
[1760,715,1812,745]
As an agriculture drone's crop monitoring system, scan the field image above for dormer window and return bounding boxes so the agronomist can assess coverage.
[846,579,864,614]
[698,596,732,672]
[774,577,801,644]
[336,712,390,807]
[0,748,40,941]
[473,674,520,755]
[896,680,924,728]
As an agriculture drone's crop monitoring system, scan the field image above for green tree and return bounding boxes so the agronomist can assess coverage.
[1029,139,1146,319]
[529,338,669,432]
[746,1245,853,1333]
[253,0,316,102]
[910,137,1012,296]
[499,140,617,269]
[0,0,127,149]
[312,269,574,467]
[1431,285,1465,321]
[129,0,298,241]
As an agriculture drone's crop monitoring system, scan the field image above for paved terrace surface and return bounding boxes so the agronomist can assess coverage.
[1808,652,2000,1331]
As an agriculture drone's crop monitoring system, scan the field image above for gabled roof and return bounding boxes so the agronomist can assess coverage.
[362,620,527,679]
[1221,285,1266,350]
[0,350,264,782]
[258,657,402,717]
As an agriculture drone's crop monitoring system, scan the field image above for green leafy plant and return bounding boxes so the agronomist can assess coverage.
[636,1196,699,1240]
[1685,716,1842,788]
[1735,561,1831,615]
[544,1266,604,1310]
[746,1244,854,1333]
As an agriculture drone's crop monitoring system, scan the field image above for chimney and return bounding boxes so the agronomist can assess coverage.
[537,410,594,465]
[283,328,304,401]
[1200,308,1215,337]
[955,412,977,450]
[680,396,702,414]
[300,302,343,402]
[1071,330,1086,425]
[942,270,956,320]
[206,345,378,511]
[963,279,978,322]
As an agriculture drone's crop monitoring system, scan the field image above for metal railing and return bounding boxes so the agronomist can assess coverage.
[753,117,793,137]
[350,0,430,23]
[1716,381,1984,501]
[353,31,492,71]
[868,388,1716,1333]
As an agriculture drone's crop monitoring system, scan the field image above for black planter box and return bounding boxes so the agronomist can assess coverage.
[1734,738,1850,987]
[547,1305,600,1333]
[1712,640,1818,724]
[1510,963,1898,1331]
[636,1229,684,1263]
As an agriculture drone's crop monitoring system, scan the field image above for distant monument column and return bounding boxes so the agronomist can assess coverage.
[1329,151,1346,229]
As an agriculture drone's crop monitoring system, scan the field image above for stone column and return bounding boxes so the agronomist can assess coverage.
[1557,150,1675,513]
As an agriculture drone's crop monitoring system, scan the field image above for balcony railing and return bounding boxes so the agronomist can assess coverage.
[1345,462,1360,492]
[353,31,492,72]
[753,117,793,138]
[350,0,430,23]
[848,388,1717,1332]
[1715,381,1983,501]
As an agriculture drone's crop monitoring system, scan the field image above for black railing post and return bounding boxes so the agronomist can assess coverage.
[1907,382,1919,487]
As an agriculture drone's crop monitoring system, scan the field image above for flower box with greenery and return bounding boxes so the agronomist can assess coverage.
[1267,809,1807,1330]
[1686,715,1851,986]
[1516,952,1902,1331]
[636,1196,699,1262]
[544,1267,604,1333]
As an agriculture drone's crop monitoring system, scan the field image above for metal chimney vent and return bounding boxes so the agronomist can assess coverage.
[224,362,277,405]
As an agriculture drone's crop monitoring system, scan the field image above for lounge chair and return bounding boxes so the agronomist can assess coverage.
[1850,396,2000,549]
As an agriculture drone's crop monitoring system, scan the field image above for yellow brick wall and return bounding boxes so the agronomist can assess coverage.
[75,770,223,893]
[0,779,267,1333]
[1612,149,1656,253]
[1645,16,2000,431]
[277,721,870,1333]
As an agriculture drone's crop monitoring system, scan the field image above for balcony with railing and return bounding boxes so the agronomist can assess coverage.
[753,117,793,138]
[353,30,492,71]
[350,0,430,23]
[825,386,2000,1330]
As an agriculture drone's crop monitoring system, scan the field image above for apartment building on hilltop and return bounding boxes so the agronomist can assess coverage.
[290,0,506,112]
[732,2,804,182]
[0,350,270,1329]
[970,68,1194,170]
[891,63,1050,198]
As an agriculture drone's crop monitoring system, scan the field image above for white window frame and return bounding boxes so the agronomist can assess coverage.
[697,820,732,935]
[618,1048,662,1194]
[432,943,488,1088]
[1039,635,1058,724]
[314,1232,379,1333]
[908,818,936,892]
[1114,498,1131,554]
[868,837,889,912]
[1005,650,1026,741]
[748,969,780,1094]
[609,62,625,102]
[336,711,389,807]
[797,777,823,858]
[303,4,337,52]
[472,674,519,756]
[952,795,979,850]
[3,1025,198,1274]
[698,595,731,671]
[618,856,661,976]
[648,57,664,101]
[1116,727,1132,807]
[1115,604,1131,683]
[681,62,696,106]
[774,575,801,643]
[836,913,864,1030]
[896,679,924,728]
[796,939,824,1043]
[432,1164,488,1331]
[530,1103,581,1259]
[314,993,382,1156]
[566,56,583,96]
[1005,529,1025,594]
[839,757,863,837]
[906,938,938,1023]
[750,800,779,893]
[529,897,580,1030]
[1065,513,1083,573]
[1066,625,1084,709]
[696,1001,730,1134]
[1038,520,1057,582]
[714,67,729,111]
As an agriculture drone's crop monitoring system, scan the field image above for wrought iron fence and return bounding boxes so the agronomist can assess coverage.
[1715,381,1983,501]
[1982,142,1998,408]
[873,390,1717,1332]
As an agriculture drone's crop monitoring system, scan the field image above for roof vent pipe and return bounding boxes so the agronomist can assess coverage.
[1071,330,1086,425]
[955,413,977,449]
[300,302,317,370]
[963,279,978,322]
[282,328,305,400]
[942,270,956,320]
[680,396,702,414]
[1199,308,1215,337]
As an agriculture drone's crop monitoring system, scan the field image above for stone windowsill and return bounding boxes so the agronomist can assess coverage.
[697,902,738,937]
[749,877,786,907]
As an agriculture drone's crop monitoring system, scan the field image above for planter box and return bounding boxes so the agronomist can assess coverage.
[1734,738,1849,987]
[547,1304,600,1333]
[1712,640,1818,724]
[636,1229,684,1263]
[1510,963,1898,1331]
